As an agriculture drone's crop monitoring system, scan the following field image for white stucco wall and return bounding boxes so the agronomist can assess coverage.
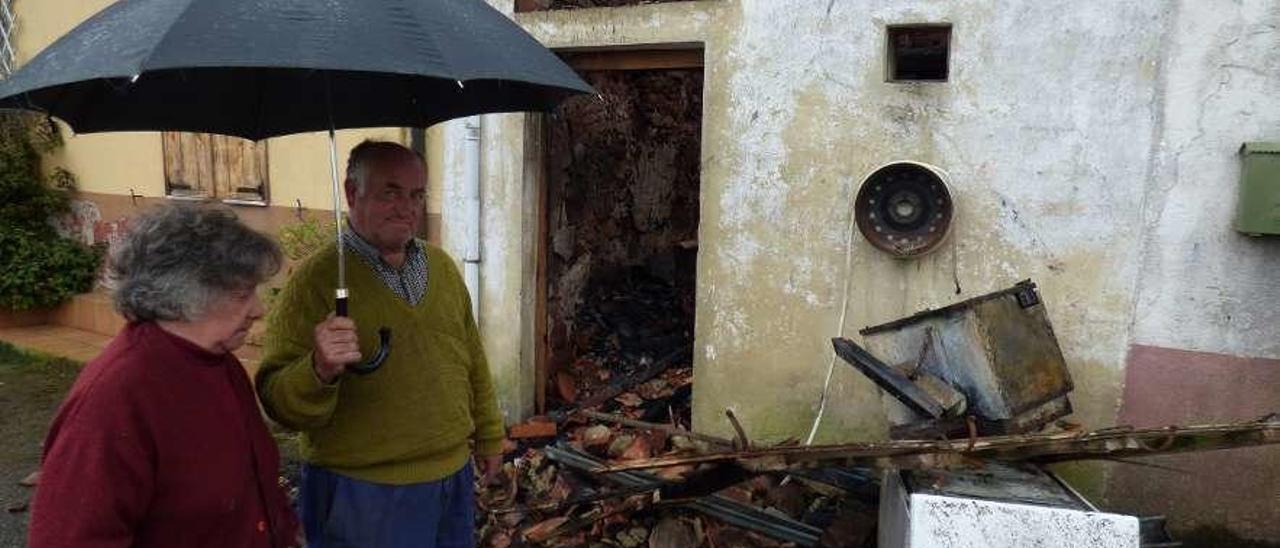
[690,0,1168,443]
[1132,0,1280,358]
[436,113,535,424]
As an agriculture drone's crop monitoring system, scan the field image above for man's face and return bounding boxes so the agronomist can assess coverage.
[346,150,426,254]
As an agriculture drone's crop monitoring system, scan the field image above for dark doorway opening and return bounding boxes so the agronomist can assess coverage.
[536,50,703,430]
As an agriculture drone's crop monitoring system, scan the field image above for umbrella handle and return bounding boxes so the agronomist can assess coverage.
[336,291,393,374]
[350,327,392,375]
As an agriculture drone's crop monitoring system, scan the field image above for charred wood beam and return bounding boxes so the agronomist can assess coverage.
[657,462,757,501]
[788,467,881,506]
[596,419,1280,475]
[576,409,736,448]
[525,495,650,544]
[491,481,662,516]
[552,346,689,422]
[545,444,822,546]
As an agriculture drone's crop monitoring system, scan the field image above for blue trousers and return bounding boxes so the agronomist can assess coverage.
[300,463,475,548]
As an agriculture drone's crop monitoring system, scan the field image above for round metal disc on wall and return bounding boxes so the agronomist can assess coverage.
[854,161,955,258]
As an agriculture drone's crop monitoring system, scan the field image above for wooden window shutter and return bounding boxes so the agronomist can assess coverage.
[163,132,269,203]
[212,134,269,203]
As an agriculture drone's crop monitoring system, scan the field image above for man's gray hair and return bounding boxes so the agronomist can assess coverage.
[109,203,282,322]
[345,140,423,196]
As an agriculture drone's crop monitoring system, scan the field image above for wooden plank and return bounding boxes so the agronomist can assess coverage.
[532,114,550,415]
[211,134,233,198]
[191,133,214,196]
[161,131,186,192]
[561,49,703,72]
[207,135,268,201]
[254,140,270,202]
[172,133,199,195]
[229,137,249,194]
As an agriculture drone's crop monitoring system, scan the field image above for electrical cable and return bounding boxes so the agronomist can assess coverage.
[802,186,860,446]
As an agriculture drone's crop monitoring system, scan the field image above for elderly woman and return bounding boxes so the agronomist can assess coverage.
[28,204,299,548]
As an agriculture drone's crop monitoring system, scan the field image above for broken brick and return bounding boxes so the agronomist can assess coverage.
[509,418,558,440]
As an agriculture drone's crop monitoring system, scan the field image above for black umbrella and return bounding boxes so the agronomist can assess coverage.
[0,0,592,373]
[0,0,591,138]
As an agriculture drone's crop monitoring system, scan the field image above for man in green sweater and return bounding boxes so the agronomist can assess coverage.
[256,141,505,547]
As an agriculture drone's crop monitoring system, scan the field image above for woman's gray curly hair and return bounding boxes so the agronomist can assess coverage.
[109,203,282,322]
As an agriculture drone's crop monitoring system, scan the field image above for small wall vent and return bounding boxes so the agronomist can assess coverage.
[887,24,952,82]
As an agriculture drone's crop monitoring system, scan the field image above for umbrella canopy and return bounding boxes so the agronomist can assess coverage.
[0,0,592,374]
[0,0,592,140]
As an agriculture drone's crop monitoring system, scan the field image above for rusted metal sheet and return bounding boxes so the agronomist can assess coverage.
[859,280,1073,434]
[903,462,1088,509]
[598,418,1280,474]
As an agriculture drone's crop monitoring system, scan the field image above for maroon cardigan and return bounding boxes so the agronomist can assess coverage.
[29,322,298,548]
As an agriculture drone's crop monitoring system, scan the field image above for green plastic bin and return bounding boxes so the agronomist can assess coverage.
[1237,142,1280,236]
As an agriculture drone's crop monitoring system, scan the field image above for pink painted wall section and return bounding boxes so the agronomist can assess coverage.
[1106,344,1280,541]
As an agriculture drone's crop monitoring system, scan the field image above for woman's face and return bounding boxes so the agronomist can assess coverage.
[201,286,266,354]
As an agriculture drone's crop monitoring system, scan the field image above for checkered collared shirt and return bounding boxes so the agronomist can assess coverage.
[342,225,428,306]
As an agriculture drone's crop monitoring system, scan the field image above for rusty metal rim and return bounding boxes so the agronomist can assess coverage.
[854,160,956,259]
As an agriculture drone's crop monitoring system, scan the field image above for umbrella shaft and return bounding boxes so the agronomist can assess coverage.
[329,128,346,291]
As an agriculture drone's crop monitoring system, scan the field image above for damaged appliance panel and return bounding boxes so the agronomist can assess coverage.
[879,463,1141,548]
[860,281,1073,434]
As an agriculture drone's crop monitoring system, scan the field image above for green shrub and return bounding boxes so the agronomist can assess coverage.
[277,215,335,261]
[261,216,335,313]
[0,112,101,310]
[0,226,102,310]
[0,112,69,224]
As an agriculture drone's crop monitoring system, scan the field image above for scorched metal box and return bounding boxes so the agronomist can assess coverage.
[859,281,1073,434]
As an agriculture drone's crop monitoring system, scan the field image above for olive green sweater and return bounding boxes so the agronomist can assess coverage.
[255,241,504,485]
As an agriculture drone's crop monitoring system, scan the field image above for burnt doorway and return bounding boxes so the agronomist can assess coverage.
[536,49,703,429]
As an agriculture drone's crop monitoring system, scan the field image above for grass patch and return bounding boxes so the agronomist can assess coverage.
[0,341,82,543]
[0,342,82,469]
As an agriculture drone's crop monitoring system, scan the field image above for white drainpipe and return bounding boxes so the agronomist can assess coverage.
[462,116,482,320]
